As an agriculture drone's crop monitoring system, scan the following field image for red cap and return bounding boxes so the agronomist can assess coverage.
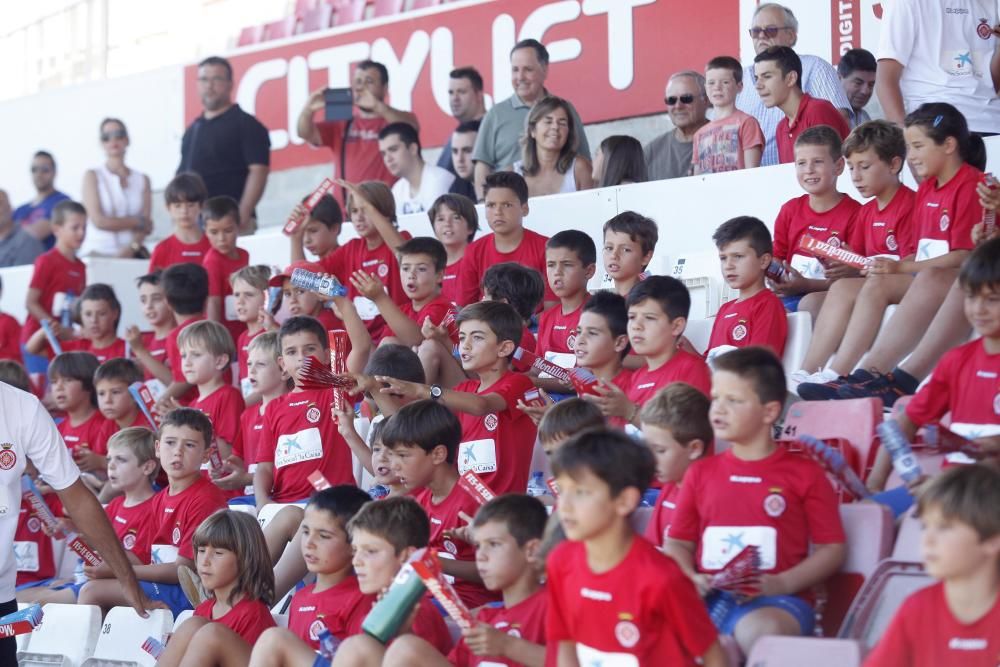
[268,260,326,288]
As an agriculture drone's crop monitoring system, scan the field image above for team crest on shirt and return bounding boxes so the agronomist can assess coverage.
[764,492,786,517]
[978,18,994,39]
[27,517,40,533]
[306,405,322,424]
[826,234,842,248]
[566,333,577,351]
[484,413,499,432]
[172,525,182,545]
[123,531,137,550]
[885,233,898,252]
[377,263,389,278]
[0,442,16,470]
[614,618,640,648]
[309,619,324,641]
[732,321,748,342]
[940,210,951,231]
[443,539,458,555]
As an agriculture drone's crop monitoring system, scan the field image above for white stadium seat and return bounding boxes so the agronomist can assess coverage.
[172,609,194,632]
[781,312,812,375]
[746,636,862,667]
[891,507,923,563]
[17,603,101,667]
[684,317,714,355]
[81,606,173,667]
[257,503,295,530]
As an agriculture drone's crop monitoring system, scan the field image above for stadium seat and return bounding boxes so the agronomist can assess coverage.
[262,16,298,41]
[300,4,335,33]
[838,560,933,648]
[272,613,289,628]
[257,503,296,530]
[332,0,367,25]
[237,25,264,47]
[820,503,893,636]
[891,507,922,562]
[684,317,713,355]
[669,252,729,321]
[373,0,404,16]
[229,503,257,516]
[745,636,862,667]
[295,0,317,16]
[17,603,101,666]
[410,0,444,7]
[779,398,882,478]
[173,609,194,631]
[81,607,173,667]
[781,312,811,375]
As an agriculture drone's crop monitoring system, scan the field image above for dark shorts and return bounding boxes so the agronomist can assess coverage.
[0,598,17,664]
[781,295,804,313]
[139,580,192,617]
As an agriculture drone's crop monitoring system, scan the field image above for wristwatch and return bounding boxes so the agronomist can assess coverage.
[429,384,443,401]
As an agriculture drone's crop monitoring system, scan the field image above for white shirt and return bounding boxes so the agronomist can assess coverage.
[0,383,79,601]
[878,0,1000,133]
[737,54,851,166]
[392,163,455,216]
[80,164,149,257]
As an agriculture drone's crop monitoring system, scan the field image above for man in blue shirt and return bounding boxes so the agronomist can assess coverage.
[12,151,69,250]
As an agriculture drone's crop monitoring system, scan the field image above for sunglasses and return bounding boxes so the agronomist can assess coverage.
[30,166,52,174]
[101,130,128,142]
[665,94,696,106]
[749,25,793,39]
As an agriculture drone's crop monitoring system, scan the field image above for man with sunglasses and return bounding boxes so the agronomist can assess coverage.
[644,71,709,181]
[12,151,69,250]
[735,3,851,167]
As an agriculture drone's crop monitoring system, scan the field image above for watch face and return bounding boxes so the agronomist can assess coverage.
[430,385,442,398]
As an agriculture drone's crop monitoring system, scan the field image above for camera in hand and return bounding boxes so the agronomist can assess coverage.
[324,87,353,122]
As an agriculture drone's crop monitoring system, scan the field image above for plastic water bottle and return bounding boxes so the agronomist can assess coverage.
[60,290,75,328]
[290,268,348,298]
[316,625,340,659]
[876,421,923,484]
[765,259,787,283]
[73,558,86,585]
[526,471,547,497]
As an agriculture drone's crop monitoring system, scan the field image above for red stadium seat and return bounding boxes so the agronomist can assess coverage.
[780,398,883,479]
[262,16,299,42]
[236,25,264,47]
[300,4,335,33]
[838,560,933,649]
[295,0,318,16]
[333,0,367,25]
[411,0,444,8]
[373,0,404,16]
[745,637,862,667]
[891,507,922,562]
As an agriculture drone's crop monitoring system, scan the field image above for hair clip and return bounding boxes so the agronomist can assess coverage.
[933,115,944,128]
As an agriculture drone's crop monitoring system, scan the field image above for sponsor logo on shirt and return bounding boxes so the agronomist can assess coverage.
[729,475,762,483]
[298,605,316,612]
[181,251,201,257]
[362,259,380,268]
[807,226,829,233]
[976,370,997,379]
[580,587,612,601]
[115,516,127,524]
[948,637,987,650]
[636,382,655,390]
[289,400,310,407]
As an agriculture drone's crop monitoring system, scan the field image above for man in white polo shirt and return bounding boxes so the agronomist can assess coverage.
[0,381,154,661]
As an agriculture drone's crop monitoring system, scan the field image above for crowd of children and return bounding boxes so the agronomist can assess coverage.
[1,92,998,667]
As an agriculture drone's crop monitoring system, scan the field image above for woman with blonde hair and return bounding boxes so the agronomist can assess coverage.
[511,96,593,197]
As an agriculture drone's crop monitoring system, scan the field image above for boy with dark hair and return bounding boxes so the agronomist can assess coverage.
[458,172,554,307]
[95,358,151,431]
[693,55,764,174]
[380,399,493,607]
[537,230,597,373]
[289,194,343,264]
[753,45,849,163]
[548,428,724,665]
[379,122,455,216]
[384,494,549,667]
[125,271,176,388]
[536,398,605,454]
[864,464,1000,666]
[770,125,860,316]
[149,172,211,271]
[602,211,658,297]
[157,262,211,409]
[78,407,227,616]
[50,352,111,479]
[666,347,846,655]
[202,195,249,343]
[837,48,876,128]
[639,383,712,549]
[708,215,787,358]
[428,193,479,304]
[481,262,545,374]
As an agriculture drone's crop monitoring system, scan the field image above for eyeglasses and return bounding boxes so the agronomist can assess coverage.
[665,94,696,106]
[749,25,794,39]
[101,130,127,142]
[30,166,52,174]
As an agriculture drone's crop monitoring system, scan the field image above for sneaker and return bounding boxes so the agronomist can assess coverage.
[177,564,209,607]
[796,372,851,400]
[836,368,918,407]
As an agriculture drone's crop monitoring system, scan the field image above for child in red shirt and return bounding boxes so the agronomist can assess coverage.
[548,428,723,665]
[602,211,658,298]
[0,277,22,362]
[666,348,846,656]
[270,260,344,333]
[156,263,210,410]
[148,172,211,272]
[230,265,271,402]
[125,271,176,392]
[458,172,554,308]
[202,196,249,344]
[95,358,152,435]
[864,465,1000,667]
[707,216,787,359]
[640,384,712,550]
[288,193,342,264]
[27,283,127,363]
[158,511,277,665]
[49,352,112,489]
[429,193,479,305]
[383,494,550,667]
[480,263,544,378]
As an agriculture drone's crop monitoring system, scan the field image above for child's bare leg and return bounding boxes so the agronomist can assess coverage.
[418,339,466,388]
[158,616,210,667]
[799,278,865,372]
[331,634,387,667]
[179,622,253,667]
[273,529,309,602]
[732,607,802,655]
[849,267,958,374]
[16,583,77,605]
[263,506,304,564]
[383,635,451,667]
[797,291,827,324]
[248,628,316,667]
[826,273,915,375]
[77,578,128,613]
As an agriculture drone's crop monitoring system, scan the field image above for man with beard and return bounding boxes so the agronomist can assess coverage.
[644,71,709,181]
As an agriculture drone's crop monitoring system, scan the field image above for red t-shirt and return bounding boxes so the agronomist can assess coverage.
[412,483,498,609]
[441,257,464,306]
[22,248,87,344]
[148,234,212,272]
[104,494,156,565]
[643,482,680,549]
[141,332,170,381]
[849,185,917,258]
[669,448,845,582]
[165,315,206,405]
[911,163,983,262]
[257,388,355,502]
[203,246,250,343]
[58,410,112,456]
[148,476,227,563]
[321,236,410,342]
[906,338,1000,437]
[400,295,458,343]
[289,576,374,648]
[447,588,547,667]
[453,372,538,495]
[236,328,264,391]
[14,496,58,585]
[707,289,788,357]
[234,404,265,465]
[546,537,717,666]
[0,312,22,362]
[772,194,861,280]
[194,597,277,645]
[863,582,1000,667]
[194,385,245,446]
[409,596,455,655]
[61,337,128,363]
[458,229,555,307]
[317,117,395,204]
[536,303,582,369]
[627,350,711,406]
[775,94,851,164]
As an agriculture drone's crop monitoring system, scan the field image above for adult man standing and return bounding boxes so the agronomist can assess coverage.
[437,67,487,175]
[644,71,709,181]
[736,3,851,166]
[0,189,43,268]
[472,39,590,200]
[378,123,455,216]
[838,48,877,128]
[0,381,156,663]
[298,60,419,202]
[13,151,69,249]
[178,56,270,235]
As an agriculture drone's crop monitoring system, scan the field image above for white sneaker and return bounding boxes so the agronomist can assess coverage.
[788,368,837,394]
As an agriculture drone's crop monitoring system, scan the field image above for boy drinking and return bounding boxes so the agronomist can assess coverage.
[692,55,764,174]
[148,172,211,271]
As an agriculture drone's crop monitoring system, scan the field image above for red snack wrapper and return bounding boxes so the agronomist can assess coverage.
[511,347,570,382]
[410,550,475,629]
[128,381,162,429]
[797,236,873,270]
[141,636,166,659]
[68,533,103,566]
[329,330,349,412]
[568,367,601,397]
[457,470,496,506]
[982,173,997,236]
[283,178,336,235]
[710,545,762,598]
[521,388,546,409]
[0,604,43,637]
[795,436,871,501]
[208,441,225,474]
[545,476,560,498]
[308,470,332,491]
[921,424,986,459]
[21,476,65,539]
